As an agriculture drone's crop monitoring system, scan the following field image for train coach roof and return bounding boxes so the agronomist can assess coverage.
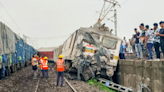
[79,27,122,40]
[37,47,58,52]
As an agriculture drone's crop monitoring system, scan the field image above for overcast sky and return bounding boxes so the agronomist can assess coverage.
[0,0,164,48]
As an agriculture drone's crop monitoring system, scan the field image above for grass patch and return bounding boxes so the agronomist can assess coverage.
[88,79,118,92]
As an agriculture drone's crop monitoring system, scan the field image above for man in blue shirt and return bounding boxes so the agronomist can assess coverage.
[119,41,126,59]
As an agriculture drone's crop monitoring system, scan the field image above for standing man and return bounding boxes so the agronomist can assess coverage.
[31,54,38,79]
[139,23,146,48]
[41,56,49,78]
[38,55,44,77]
[119,41,126,59]
[155,21,164,59]
[128,39,133,53]
[53,55,65,87]
[144,25,154,60]
[132,34,136,53]
[123,37,126,45]
[134,28,143,60]
[153,23,160,61]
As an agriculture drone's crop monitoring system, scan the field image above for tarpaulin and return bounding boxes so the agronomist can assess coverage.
[0,21,37,67]
[12,53,16,64]
[15,39,25,63]
[0,22,19,55]
[24,43,37,61]
[2,55,7,63]
[3,54,9,67]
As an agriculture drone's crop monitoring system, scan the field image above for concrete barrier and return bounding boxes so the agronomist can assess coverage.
[114,59,164,92]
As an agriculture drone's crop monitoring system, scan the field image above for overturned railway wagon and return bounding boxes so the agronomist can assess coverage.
[53,26,121,81]
[0,21,37,79]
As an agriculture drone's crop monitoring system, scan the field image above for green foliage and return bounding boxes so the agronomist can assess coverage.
[88,79,118,92]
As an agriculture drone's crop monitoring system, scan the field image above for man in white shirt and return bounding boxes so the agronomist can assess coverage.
[127,39,132,53]
[123,37,126,45]
[144,25,154,60]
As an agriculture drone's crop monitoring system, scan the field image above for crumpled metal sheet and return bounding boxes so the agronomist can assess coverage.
[76,29,110,63]
[73,28,113,80]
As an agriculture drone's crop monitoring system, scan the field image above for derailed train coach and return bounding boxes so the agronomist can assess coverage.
[54,26,121,81]
[0,21,37,79]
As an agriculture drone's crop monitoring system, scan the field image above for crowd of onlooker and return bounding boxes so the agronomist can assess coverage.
[119,21,164,61]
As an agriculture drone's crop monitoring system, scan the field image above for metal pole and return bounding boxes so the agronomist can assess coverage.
[114,9,117,36]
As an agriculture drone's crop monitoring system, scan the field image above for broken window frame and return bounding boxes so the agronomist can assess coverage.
[91,33,100,40]
[101,36,117,49]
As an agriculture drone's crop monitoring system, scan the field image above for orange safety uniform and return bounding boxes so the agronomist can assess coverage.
[31,57,38,66]
[56,59,65,72]
[39,58,44,69]
[42,59,48,70]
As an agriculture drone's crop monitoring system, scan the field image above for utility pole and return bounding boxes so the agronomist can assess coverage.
[114,9,117,36]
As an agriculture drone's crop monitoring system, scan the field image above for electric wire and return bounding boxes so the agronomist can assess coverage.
[121,0,128,6]
[27,34,71,39]
[0,1,24,35]
[85,12,97,26]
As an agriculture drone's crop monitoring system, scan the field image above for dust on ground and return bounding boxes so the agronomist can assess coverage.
[0,63,107,92]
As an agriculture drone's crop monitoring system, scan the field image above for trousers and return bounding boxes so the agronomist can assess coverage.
[33,69,38,78]
[119,53,125,59]
[147,43,154,59]
[160,41,164,56]
[42,70,48,78]
[57,72,64,86]
[154,42,160,59]
[135,43,143,59]
[128,47,133,53]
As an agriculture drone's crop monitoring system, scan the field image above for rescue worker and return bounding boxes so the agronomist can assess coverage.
[38,55,44,77]
[37,56,39,59]
[39,55,44,78]
[39,55,44,68]
[41,56,49,78]
[53,55,65,87]
[31,54,38,79]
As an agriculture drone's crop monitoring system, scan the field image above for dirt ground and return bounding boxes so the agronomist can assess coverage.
[68,80,106,92]
[0,63,106,92]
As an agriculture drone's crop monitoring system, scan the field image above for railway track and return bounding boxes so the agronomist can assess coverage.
[64,78,77,92]
[0,62,103,92]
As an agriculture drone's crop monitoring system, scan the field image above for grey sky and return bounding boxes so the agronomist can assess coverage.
[0,0,164,48]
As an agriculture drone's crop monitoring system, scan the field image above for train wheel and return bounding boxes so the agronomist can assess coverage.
[106,69,114,77]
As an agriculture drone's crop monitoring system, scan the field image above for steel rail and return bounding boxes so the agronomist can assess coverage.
[64,78,77,92]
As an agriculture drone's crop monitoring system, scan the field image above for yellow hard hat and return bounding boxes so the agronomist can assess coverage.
[59,55,63,59]
[44,56,48,60]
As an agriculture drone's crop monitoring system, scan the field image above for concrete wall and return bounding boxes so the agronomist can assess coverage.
[114,60,164,92]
